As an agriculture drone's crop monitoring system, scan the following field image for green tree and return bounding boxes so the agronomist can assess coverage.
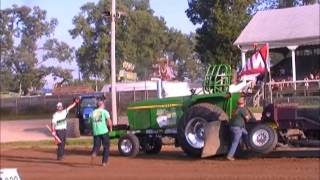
[251,0,318,12]
[70,0,170,80]
[186,0,255,66]
[71,0,201,82]
[186,0,318,67]
[51,67,73,87]
[69,1,110,81]
[117,1,168,77]
[165,30,203,81]
[0,5,73,95]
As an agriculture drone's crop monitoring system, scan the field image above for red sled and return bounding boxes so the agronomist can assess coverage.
[46,125,62,144]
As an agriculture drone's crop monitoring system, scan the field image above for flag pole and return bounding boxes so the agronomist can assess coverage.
[111,0,118,125]
[266,43,273,104]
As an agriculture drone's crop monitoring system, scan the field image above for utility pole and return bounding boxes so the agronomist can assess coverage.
[111,0,118,125]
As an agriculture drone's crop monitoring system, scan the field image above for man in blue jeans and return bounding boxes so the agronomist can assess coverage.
[227,97,250,161]
[89,99,113,166]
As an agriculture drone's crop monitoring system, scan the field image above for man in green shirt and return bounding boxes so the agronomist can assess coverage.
[227,97,250,161]
[89,99,113,166]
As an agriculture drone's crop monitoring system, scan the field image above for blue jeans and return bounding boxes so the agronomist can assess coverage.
[227,126,248,158]
[92,133,110,163]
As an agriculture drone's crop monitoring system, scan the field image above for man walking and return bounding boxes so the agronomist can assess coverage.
[227,97,250,161]
[89,99,113,166]
[51,98,79,160]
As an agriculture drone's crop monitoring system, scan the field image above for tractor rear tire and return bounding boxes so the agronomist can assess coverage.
[248,124,278,154]
[177,103,228,157]
[118,134,140,157]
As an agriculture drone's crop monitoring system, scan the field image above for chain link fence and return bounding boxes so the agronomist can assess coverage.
[0,90,157,119]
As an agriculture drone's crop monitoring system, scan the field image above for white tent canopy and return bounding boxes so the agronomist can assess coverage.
[234,4,320,50]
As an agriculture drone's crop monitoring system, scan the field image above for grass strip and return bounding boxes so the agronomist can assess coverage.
[1,138,118,149]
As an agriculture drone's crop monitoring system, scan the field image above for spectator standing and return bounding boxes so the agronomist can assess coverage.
[89,99,113,166]
[51,98,79,160]
[226,97,250,161]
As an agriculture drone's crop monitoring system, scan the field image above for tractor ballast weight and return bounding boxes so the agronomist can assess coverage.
[119,64,241,157]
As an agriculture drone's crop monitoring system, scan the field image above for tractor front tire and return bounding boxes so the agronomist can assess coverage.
[248,124,278,154]
[177,103,228,157]
[118,134,140,157]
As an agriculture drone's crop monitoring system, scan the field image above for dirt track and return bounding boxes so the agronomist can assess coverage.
[1,145,319,180]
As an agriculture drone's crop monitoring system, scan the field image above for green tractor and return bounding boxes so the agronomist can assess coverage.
[116,64,243,157]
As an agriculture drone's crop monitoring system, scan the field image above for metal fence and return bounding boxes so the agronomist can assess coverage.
[0,90,157,117]
[274,96,320,107]
[247,80,320,107]
[265,80,320,103]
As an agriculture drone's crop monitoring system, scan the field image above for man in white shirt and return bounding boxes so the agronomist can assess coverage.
[52,98,79,160]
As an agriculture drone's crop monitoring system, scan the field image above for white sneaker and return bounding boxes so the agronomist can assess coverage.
[102,162,108,167]
[227,156,235,161]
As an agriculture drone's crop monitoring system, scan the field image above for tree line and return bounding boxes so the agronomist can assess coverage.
[1,0,317,95]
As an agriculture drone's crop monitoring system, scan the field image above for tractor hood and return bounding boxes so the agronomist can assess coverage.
[127,96,188,130]
[127,96,187,110]
[126,92,239,130]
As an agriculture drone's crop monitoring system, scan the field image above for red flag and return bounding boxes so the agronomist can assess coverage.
[240,43,269,76]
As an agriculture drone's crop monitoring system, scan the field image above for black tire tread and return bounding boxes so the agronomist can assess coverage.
[248,124,278,154]
[144,137,162,154]
[177,103,228,157]
[118,133,140,157]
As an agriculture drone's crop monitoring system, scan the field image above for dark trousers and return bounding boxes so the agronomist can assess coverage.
[92,133,110,163]
[56,129,66,160]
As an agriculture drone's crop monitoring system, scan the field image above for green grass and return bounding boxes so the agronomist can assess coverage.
[0,113,77,121]
[1,138,118,149]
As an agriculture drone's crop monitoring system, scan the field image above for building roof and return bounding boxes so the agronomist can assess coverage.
[234,4,320,50]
